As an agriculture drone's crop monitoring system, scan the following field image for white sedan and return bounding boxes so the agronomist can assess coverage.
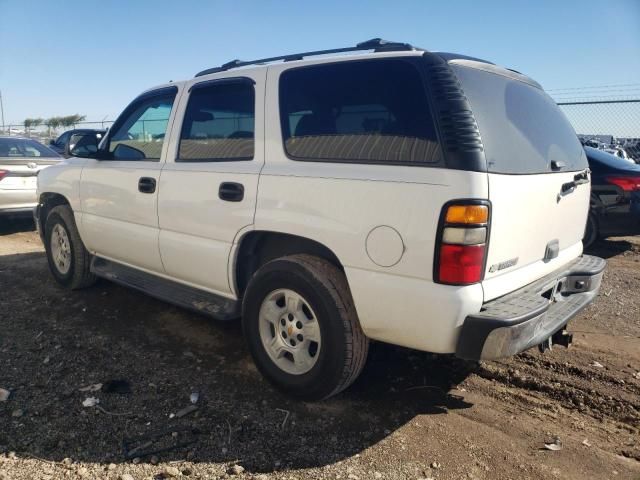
[0,137,61,216]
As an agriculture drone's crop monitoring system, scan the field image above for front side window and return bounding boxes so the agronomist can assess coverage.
[279,59,442,165]
[178,80,255,162]
[108,89,176,161]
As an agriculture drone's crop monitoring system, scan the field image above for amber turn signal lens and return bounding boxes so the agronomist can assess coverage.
[445,205,489,224]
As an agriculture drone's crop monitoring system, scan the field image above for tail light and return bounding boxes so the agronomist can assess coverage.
[605,176,640,192]
[0,170,7,181]
[435,202,490,285]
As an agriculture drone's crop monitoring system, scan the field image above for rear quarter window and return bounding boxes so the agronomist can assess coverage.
[279,58,443,166]
[453,64,587,174]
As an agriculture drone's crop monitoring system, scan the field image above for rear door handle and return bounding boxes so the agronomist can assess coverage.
[138,177,156,194]
[219,182,244,202]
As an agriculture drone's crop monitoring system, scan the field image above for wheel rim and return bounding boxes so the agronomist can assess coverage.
[50,223,72,275]
[258,289,321,375]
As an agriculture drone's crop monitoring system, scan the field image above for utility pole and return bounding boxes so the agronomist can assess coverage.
[0,89,5,134]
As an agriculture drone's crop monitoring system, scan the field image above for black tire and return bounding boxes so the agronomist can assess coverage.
[583,212,598,249]
[44,205,97,289]
[242,254,369,400]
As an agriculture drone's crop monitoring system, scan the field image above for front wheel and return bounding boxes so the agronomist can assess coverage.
[242,254,369,400]
[44,205,97,289]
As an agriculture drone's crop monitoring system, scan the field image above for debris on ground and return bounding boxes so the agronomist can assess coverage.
[582,439,592,447]
[0,388,10,402]
[591,361,604,368]
[190,392,199,404]
[82,397,100,407]
[543,437,563,451]
[79,383,103,392]
[174,405,198,418]
[228,464,245,475]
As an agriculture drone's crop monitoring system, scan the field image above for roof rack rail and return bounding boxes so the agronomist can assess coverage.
[194,38,419,77]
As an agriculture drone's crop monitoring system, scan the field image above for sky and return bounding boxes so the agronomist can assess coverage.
[0,0,639,125]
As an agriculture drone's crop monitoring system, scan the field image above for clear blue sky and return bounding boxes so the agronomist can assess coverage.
[1,0,639,124]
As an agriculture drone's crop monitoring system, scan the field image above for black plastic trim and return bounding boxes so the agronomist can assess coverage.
[421,52,487,173]
[195,38,419,77]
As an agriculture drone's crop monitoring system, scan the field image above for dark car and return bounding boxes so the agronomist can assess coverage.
[584,146,640,246]
[49,129,106,157]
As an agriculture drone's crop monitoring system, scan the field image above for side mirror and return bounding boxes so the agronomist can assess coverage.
[49,139,56,146]
[67,133,100,158]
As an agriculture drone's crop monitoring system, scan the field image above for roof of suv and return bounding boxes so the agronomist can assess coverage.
[142,38,540,97]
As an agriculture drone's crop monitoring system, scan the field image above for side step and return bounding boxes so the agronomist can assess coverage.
[91,257,239,321]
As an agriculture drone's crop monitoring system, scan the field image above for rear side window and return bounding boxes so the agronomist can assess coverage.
[453,65,587,174]
[279,59,443,165]
[0,138,60,157]
[178,80,254,162]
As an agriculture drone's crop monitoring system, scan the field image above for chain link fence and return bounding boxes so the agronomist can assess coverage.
[0,120,114,144]
[557,99,640,162]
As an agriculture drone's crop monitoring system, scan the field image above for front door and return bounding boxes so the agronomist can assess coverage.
[158,72,265,296]
[79,86,180,273]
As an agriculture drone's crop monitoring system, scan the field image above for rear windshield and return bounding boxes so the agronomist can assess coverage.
[453,65,587,174]
[0,138,60,158]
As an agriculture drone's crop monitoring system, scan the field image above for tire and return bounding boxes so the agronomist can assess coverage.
[583,212,598,249]
[242,254,369,400]
[44,205,97,289]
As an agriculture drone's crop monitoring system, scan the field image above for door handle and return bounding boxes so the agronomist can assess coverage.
[138,177,156,194]
[219,182,244,202]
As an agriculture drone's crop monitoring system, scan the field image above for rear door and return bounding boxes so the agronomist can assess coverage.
[157,71,265,296]
[452,62,590,301]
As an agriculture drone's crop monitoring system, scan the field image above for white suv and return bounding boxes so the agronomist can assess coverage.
[35,39,605,400]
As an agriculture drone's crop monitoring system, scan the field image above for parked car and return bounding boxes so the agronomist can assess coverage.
[34,39,605,400]
[49,129,106,157]
[0,137,61,216]
[584,146,640,246]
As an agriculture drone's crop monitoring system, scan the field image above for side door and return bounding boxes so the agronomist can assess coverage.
[158,71,265,296]
[79,86,180,274]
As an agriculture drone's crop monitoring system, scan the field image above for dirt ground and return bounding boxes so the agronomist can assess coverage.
[1,218,639,480]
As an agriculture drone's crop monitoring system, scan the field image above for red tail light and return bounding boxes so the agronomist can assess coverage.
[606,176,640,192]
[0,170,7,181]
[439,244,486,284]
[435,202,490,286]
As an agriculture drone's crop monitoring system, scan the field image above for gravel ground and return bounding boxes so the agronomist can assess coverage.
[1,218,639,480]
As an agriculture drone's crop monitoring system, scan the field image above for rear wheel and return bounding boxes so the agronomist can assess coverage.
[583,212,598,249]
[44,205,96,289]
[242,254,369,400]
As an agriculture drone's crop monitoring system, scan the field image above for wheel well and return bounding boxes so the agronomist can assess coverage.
[38,193,70,236]
[234,231,343,297]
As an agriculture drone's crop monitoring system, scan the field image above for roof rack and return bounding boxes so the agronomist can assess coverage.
[194,38,420,77]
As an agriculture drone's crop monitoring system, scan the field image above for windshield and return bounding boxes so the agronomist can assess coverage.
[0,138,61,158]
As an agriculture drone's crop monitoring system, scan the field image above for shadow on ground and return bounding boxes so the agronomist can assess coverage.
[0,250,475,473]
[585,238,636,259]
[0,216,36,236]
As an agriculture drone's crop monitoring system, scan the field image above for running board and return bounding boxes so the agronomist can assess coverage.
[90,257,239,321]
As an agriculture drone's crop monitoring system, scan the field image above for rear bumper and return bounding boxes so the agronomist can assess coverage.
[456,255,606,360]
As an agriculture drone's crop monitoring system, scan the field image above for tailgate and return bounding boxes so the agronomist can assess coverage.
[451,61,590,301]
